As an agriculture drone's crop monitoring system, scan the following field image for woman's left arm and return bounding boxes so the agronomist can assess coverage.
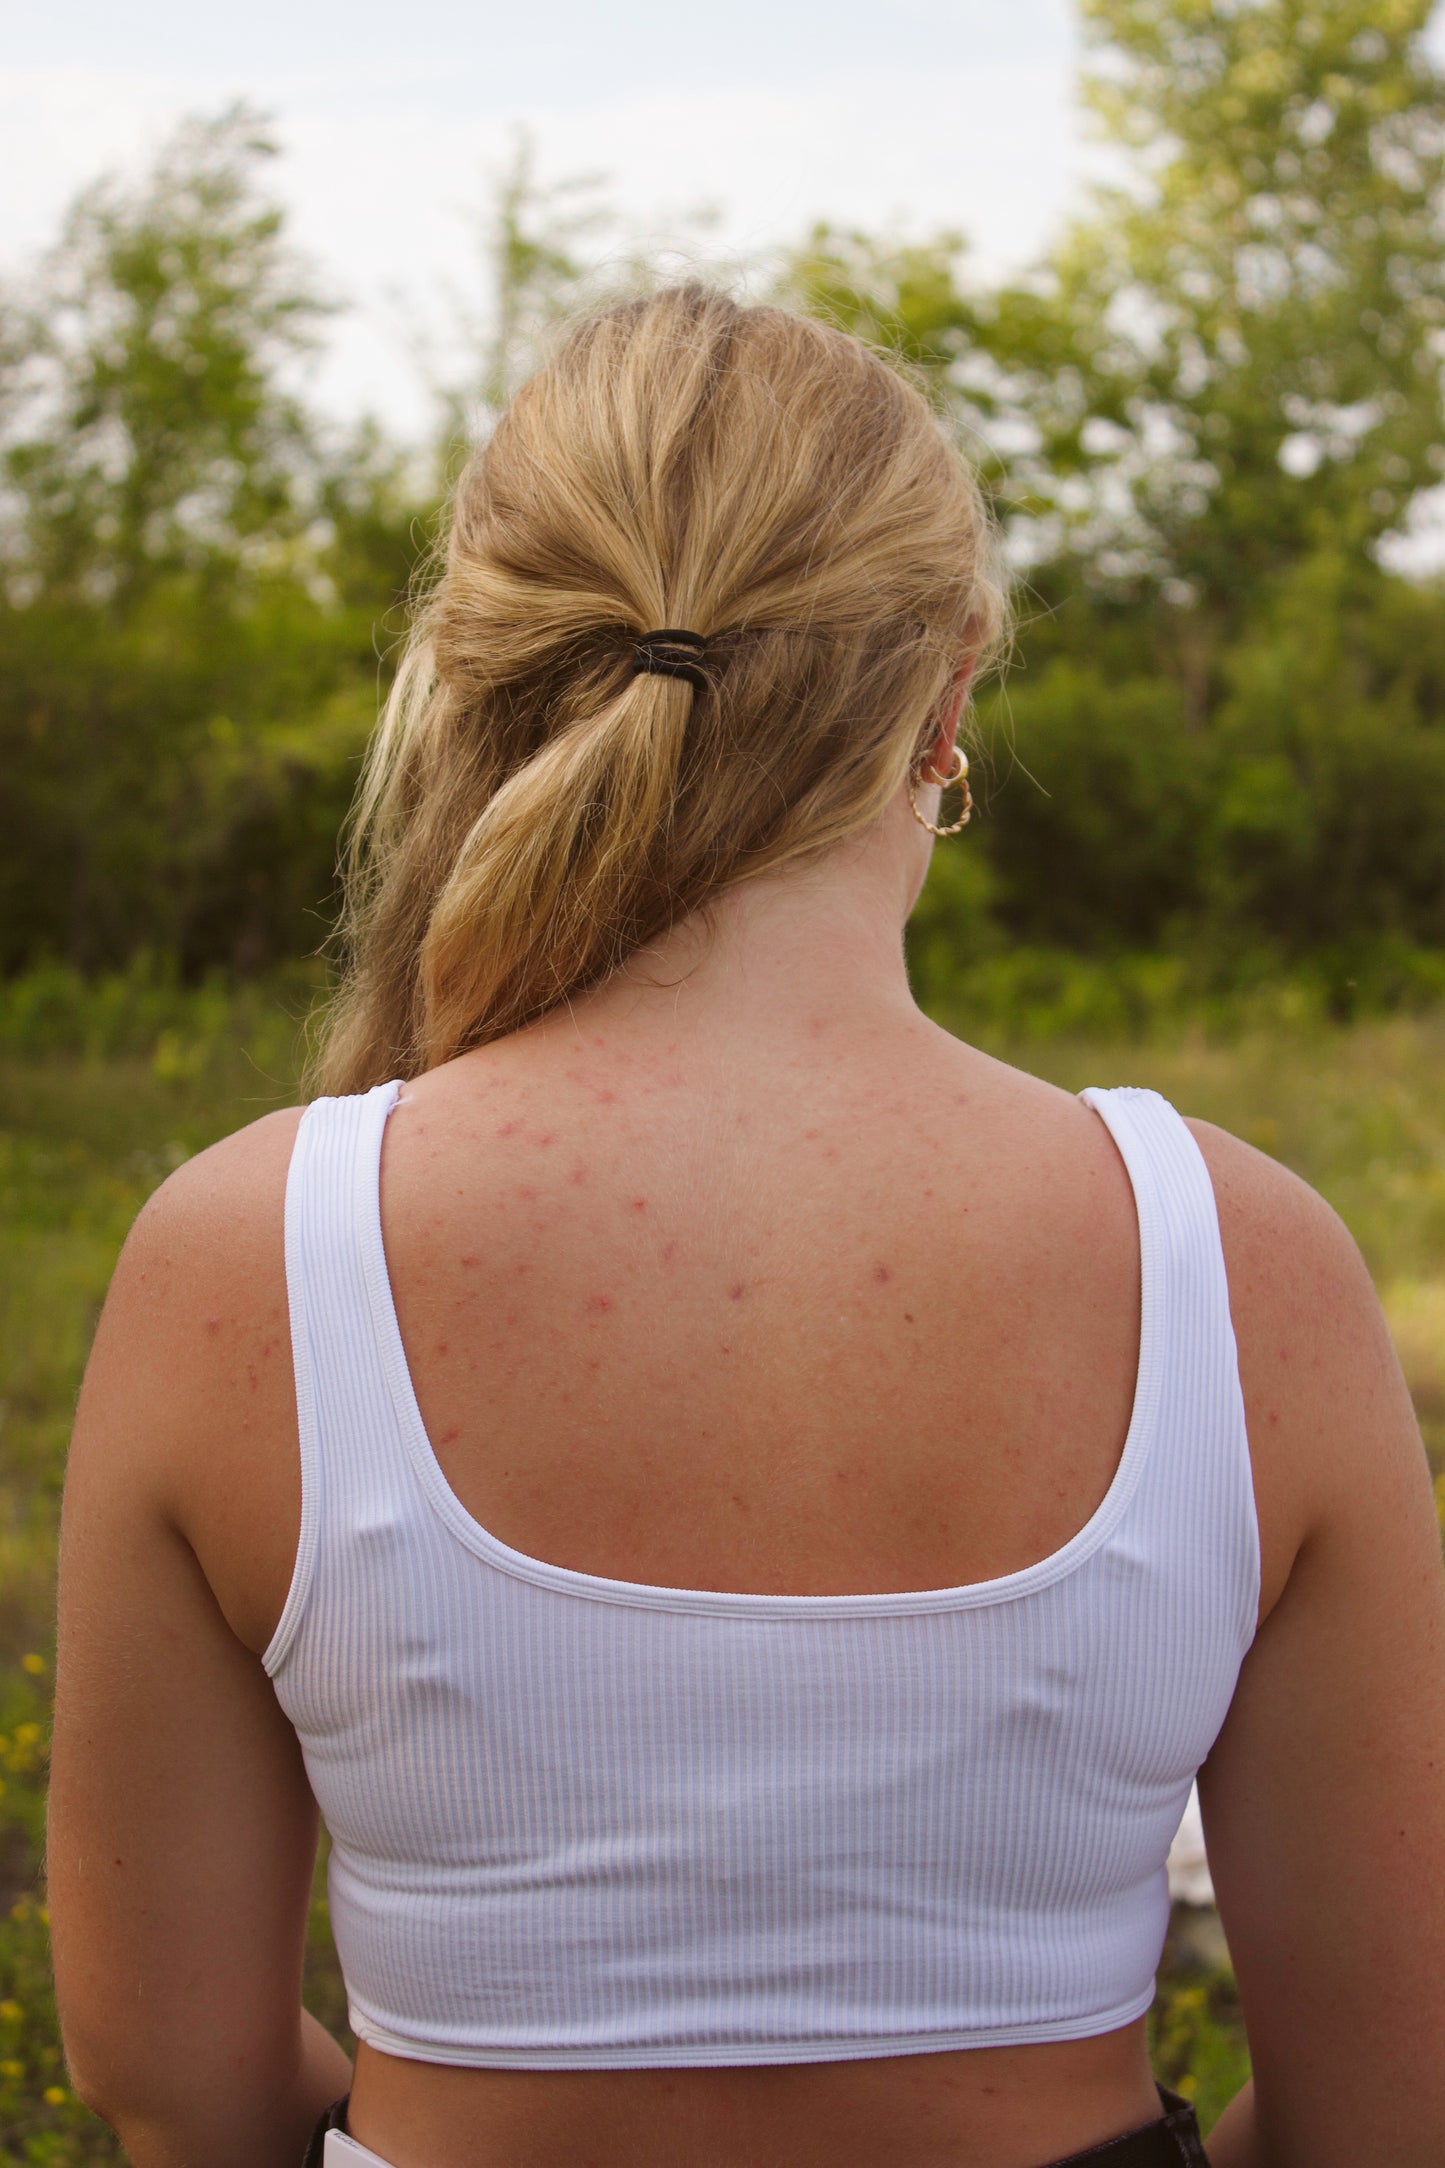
[48,1120,352,2167]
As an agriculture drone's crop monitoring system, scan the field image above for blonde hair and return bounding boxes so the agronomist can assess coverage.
[313,284,1007,1093]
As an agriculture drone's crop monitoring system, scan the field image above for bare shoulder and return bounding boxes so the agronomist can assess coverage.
[76,1106,304,1507]
[121,1103,303,1264]
[1183,1112,1382,1352]
[1183,1114,1393,1405]
[1183,1115,1424,1617]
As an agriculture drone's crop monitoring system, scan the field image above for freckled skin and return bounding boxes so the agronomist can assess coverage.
[587,1294,615,1315]
[728,1284,745,1302]
[873,1265,892,1285]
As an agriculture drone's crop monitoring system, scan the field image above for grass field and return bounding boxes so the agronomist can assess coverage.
[1,975,1442,2157]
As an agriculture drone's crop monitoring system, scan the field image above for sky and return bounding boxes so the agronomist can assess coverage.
[2,0,1084,439]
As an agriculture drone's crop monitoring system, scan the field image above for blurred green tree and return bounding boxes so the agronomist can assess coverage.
[0,109,420,972]
[433,131,611,465]
[6,105,324,606]
[1060,0,1445,624]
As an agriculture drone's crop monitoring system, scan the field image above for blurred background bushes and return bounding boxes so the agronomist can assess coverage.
[1,0,1443,998]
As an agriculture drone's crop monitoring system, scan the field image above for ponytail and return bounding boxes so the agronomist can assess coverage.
[423,667,692,1059]
[313,285,1007,1093]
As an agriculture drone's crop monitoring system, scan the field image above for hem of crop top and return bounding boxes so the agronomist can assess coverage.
[348,1985,1160,2068]
[353,1078,1170,1621]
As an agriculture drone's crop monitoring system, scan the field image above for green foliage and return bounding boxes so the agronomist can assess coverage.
[1205,551,1445,946]
[0,111,421,975]
[954,549,1445,961]
[6,106,324,606]
[1067,0,1445,604]
[1149,1940,1252,2137]
[0,1664,114,2161]
[972,666,1207,948]
[0,954,321,1073]
[471,134,612,425]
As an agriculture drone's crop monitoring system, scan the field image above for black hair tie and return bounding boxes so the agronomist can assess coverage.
[633,627,708,694]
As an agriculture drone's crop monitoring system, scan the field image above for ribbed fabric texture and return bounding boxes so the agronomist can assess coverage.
[266,1081,1259,2069]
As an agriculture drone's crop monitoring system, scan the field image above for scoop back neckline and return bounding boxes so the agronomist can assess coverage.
[357,1078,1164,1618]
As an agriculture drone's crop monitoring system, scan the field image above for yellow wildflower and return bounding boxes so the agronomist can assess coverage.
[20,1654,45,1676]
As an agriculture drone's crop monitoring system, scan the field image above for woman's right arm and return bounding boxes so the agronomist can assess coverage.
[1188,1123,1445,2168]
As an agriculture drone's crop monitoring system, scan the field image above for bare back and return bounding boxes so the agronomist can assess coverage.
[380,1020,1145,1601]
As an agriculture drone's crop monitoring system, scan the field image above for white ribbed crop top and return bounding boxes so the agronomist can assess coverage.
[264,1081,1259,2069]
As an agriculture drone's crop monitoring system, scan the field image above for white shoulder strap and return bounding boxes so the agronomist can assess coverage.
[1080,1085,1261,1658]
[265,1080,404,1675]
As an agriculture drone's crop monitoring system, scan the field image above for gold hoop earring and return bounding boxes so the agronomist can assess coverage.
[909,744,972,836]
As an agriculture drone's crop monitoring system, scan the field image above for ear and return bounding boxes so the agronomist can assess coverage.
[921,658,977,778]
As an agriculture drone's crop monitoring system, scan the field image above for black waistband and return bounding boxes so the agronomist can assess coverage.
[1044,2086,1210,2166]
